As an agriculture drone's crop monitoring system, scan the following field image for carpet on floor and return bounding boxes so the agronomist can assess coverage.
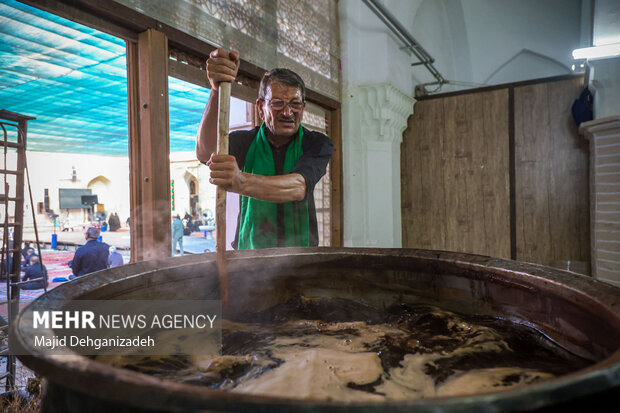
[0,250,75,318]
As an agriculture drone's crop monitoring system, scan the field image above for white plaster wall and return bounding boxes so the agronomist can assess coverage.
[17,152,131,231]
[590,57,620,119]
[460,0,581,85]
[593,0,620,46]
[339,0,417,94]
[15,151,216,234]
[410,0,461,86]
[340,0,416,247]
[170,151,215,220]
[590,0,620,119]
[398,0,580,90]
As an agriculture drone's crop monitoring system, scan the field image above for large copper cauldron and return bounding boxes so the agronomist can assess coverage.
[11,248,620,412]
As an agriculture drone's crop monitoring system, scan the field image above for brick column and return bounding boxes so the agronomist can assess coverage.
[580,116,620,286]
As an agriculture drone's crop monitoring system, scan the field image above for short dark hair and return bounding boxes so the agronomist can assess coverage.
[86,227,100,239]
[258,68,306,102]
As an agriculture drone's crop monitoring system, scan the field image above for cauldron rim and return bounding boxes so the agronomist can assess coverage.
[12,247,620,412]
[14,350,620,411]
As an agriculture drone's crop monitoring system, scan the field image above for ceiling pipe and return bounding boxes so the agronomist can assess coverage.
[362,0,447,93]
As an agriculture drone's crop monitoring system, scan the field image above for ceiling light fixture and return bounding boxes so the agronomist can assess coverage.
[572,43,620,60]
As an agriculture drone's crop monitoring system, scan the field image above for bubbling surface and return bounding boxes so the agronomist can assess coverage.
[96,296,592,401]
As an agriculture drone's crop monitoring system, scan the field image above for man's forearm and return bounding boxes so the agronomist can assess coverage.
[196,89,219,162]
[236,172,306,203]
[207,154,307,202]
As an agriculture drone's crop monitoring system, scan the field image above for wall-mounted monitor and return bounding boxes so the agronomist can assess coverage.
[58,188,94,209]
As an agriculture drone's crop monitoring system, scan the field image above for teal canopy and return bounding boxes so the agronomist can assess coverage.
[0,0,210,156]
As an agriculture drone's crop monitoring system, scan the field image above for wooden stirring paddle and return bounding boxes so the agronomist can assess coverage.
[216,81,231,313]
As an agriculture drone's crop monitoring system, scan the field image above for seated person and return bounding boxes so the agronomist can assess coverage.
[21,255,48,290]
[20,246,35,272]
[0,256,12,281]
[21,242,32,261]
[107,246,124,268]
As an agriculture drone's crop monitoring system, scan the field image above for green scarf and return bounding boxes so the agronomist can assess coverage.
[238,124,309,249]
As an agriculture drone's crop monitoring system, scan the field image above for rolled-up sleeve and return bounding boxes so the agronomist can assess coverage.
[290,131,334,201]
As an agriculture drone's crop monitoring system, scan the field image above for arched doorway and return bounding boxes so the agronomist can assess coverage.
[87,175,112,224]
[184,172,199,218]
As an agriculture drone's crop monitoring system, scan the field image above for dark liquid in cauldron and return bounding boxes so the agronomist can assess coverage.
[97,296,592,401]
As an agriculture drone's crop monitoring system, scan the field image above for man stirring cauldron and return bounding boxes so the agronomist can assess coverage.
[196,49,333,250]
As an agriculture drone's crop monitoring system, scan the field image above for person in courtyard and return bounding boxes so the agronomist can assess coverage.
[70,227,109,279]
[107,245,124,268]
[108,212,121,231]
[171,215,185,256]
[21,255,48,290]
[20,245,36,272]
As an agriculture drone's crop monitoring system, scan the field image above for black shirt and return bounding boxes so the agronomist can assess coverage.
[229,126,333,249]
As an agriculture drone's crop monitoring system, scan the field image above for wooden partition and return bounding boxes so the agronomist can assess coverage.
[402,75,589,267]
[514,78,590,265]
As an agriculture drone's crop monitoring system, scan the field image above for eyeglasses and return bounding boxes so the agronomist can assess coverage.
[266,98,305,112]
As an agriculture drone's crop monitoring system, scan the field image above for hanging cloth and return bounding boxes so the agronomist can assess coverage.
[238,124,309,249]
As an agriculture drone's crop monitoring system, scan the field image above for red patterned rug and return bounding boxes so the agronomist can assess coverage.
[0,250,74,318]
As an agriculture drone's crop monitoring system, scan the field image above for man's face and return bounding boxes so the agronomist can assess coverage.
[257,82,305,139]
